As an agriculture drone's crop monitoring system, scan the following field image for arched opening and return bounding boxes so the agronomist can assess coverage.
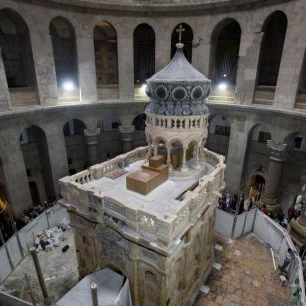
[0,183,14,244]
[171,23,193,63]
[0,8,37,106]
[241,123,271,197]
[170,141,183,170]
[279,132,306,209]
[248,174,265,199]
[94,21,119,100]
[20,125,55,205]
[209,19,241,103]
[50,17,79,102]
[133,24,155,100]
[144,271,158,306]
[254,11,287,105]
[206,115,231,157]
[133,113,147,148]
[63,119,87,173]
[296,51,306,108]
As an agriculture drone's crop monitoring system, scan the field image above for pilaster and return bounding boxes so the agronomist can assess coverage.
[119,126,135,153]
[0,46,11,110]
[235,31,263,105]
[261,140,288,211]
[29,20,58,105]
[75,21,98,102]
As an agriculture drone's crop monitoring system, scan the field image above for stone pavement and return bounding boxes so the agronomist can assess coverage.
[194,233,291,306]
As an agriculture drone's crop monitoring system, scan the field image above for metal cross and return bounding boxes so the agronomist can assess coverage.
[176,24,185,43]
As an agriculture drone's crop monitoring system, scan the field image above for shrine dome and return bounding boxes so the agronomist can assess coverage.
[145,43,211,116]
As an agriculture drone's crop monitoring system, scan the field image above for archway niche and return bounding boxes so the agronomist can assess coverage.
[63,119,87,173]
[20,125,55,205]
[170,140,184,170]
[248,174,265,199]
[206,115,231,158]
[209,19,241,103]
[280,132,306,208]
[132,113,147,148]
[93,21,119,100]
[50,17,79,102]
[241,123,271,197]
[254,11,287,105]
[133,24,155,100]
[29,181,41,206]
[0,8,37,106]
[171,23,193,63]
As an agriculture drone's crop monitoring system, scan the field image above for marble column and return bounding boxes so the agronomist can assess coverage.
[235,30,263,105]
[225,118,249,193]
[84,128,101,166]
[75,22,98,102]
[274,20,306,110]
[117,28,134,101]
[181,146,188,172]
[29,21,58,105]
[261,140,288,211]
[0,46,11,110]
[119,126,135,153]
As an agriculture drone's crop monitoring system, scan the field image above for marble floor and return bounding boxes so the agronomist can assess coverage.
[194,233,291,306]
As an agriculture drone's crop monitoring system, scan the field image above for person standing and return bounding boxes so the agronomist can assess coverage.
[261,204,268,215]
[280,248,294,272]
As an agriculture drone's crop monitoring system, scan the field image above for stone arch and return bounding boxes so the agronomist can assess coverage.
[256,11,287,87]
[63,118,87,137]
[19,125,55,204]
[133,113,146,131]
[94,20,119,100]
[0,8,37,105]
[50,16,78,90]
[144,270,159,306]
[209,18,241,85]
[133,23,155,85]
[171,23,193,63]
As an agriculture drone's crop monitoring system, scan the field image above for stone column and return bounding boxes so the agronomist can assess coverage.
[0,46,11,110]
[29,21,58,105]
[119,126,135,153]
[225,118,249,193]
[290,173,306,246]
[75,22,98,102]
[146,139,152,160]
[84,128,100,166]
[166,146,171,168]
[261,140,288,211]
[181,146,188,172]
[235,30,263,105]
[1,138,32,217]
[45,126,70,197]
[274,20,306,110]
[117,28,134,101]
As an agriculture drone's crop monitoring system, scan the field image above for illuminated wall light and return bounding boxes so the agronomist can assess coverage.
[218,83,227,91]
[62,81,75,92]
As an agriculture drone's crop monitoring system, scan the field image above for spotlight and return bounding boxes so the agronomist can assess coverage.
[62,81,75,92]
[141,84,147,91]
[223,74,227,77]
[218,83,227,91]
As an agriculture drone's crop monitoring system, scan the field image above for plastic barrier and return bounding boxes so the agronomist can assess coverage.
[214,208,306,306]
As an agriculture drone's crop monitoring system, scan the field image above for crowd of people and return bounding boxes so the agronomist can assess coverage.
[0,198,57,247]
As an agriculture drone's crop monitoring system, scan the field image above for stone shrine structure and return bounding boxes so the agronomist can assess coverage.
[59,42,225,306]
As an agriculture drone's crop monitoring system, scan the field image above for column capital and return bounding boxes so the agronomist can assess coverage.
[267,140,288,162]
[84,128,100,145]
